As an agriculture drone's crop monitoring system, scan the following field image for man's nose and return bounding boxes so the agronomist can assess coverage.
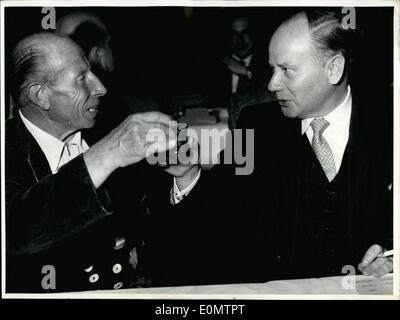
[267,72,283,92]
[89,71,107,97]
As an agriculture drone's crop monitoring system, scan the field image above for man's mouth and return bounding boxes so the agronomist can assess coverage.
[278,99,289,107]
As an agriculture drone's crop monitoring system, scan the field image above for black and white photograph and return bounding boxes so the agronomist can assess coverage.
[1,0,398,302]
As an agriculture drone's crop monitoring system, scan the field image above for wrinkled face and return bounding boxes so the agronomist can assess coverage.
[231,17,253,59]
[46,42,107,136]
[268,15,332,119]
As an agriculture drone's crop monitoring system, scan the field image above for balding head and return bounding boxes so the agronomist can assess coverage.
[10,32,83,108]
[56,12,113,72]
[56,12,107,37]
[11,31,107,140]
[268,10,352,119]
[272,10,358,65]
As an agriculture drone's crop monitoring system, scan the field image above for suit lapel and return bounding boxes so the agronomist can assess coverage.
[14,113,52,182]
[343,96,370,256]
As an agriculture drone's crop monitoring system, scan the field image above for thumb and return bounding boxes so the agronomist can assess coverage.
[146,138,177,158]
[361,244,383,268]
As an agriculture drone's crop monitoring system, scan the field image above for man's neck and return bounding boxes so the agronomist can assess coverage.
[20,106,77,142]
[313,83,349,119]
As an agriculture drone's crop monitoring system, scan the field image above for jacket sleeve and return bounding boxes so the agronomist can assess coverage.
[6,154,113,255]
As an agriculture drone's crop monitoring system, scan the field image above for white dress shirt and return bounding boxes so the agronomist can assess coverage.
[232,54,252,94]
[20,110,196,203]
[301,86,352,172]
[20,110,89,173]
[172,169,201,204]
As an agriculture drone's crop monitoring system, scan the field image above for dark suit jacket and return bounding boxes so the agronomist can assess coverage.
[165,88,393,284]
[5,114,171,292]
[235,89,393,280]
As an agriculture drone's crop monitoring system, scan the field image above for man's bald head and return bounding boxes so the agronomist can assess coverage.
[272,10,358,65]
[268,10,357,119]
[56,12,107,38]
[10,32,83,108]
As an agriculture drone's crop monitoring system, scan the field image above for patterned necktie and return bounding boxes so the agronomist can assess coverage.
[65,142,80,159]
[310,118,336,182]
[57,142,81,172]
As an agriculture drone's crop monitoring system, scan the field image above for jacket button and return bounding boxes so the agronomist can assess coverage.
[130,247,138,269]
[89,274,99,283]
[112,263,122,274]
[113,282,123,289]
[84,265,93,273]
[114,237,126,250]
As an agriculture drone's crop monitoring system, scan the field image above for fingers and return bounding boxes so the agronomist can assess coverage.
[363,257,386,275]
[129,113,178,152]
[174,136,199,165]
[358,244,393,278]
[145,125,177,155]
[362,257,393,278]
[144,123,176,141]
[360,244,383,269]
[146,137,177,157]
[133,111,173,127]
[374,259,393,278]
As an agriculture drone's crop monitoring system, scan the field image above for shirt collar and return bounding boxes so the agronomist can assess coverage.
[232,54,253,67]
[301,85,352,135]
[19,110,84,173]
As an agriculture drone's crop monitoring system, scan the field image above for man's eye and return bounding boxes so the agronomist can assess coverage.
[77,75,86,81]
[283,68,294,76]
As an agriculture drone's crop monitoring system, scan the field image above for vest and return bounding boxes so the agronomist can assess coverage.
[292,134,354,278]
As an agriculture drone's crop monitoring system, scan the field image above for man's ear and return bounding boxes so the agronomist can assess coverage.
[88,46,102,65]
[326,55,346,85]
[27,83,50,111]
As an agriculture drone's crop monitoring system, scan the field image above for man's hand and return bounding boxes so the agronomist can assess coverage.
[84,112,177,188]
[163,136,200,191]
[358,244,393,278]
[222,57,248,76]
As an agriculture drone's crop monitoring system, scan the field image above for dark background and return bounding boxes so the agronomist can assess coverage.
[4,6,394,117]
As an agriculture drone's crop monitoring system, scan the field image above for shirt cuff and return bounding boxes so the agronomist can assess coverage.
[171,169,201,204]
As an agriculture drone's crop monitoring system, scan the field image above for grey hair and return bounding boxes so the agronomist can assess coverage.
[303,9,361,65]
[9,32,70,108]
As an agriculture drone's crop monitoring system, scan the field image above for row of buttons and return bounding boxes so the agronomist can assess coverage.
[84,236,134,290]
[86,263,122,276]
[88,274,123,289]
[87,263,123,290]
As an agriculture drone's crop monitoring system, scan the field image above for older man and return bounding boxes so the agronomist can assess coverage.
[6,32,199,292]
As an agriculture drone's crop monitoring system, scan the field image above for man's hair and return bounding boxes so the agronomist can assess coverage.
[68,20,109,57]
[304,9,361,65]
[9,33,70,109]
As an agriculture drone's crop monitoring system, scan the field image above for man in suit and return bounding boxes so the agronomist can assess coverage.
[243,9,393,280]
[204,13,271,128]
[176,9,393,283]
[5,32,200,292]
[220,15,265,95]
